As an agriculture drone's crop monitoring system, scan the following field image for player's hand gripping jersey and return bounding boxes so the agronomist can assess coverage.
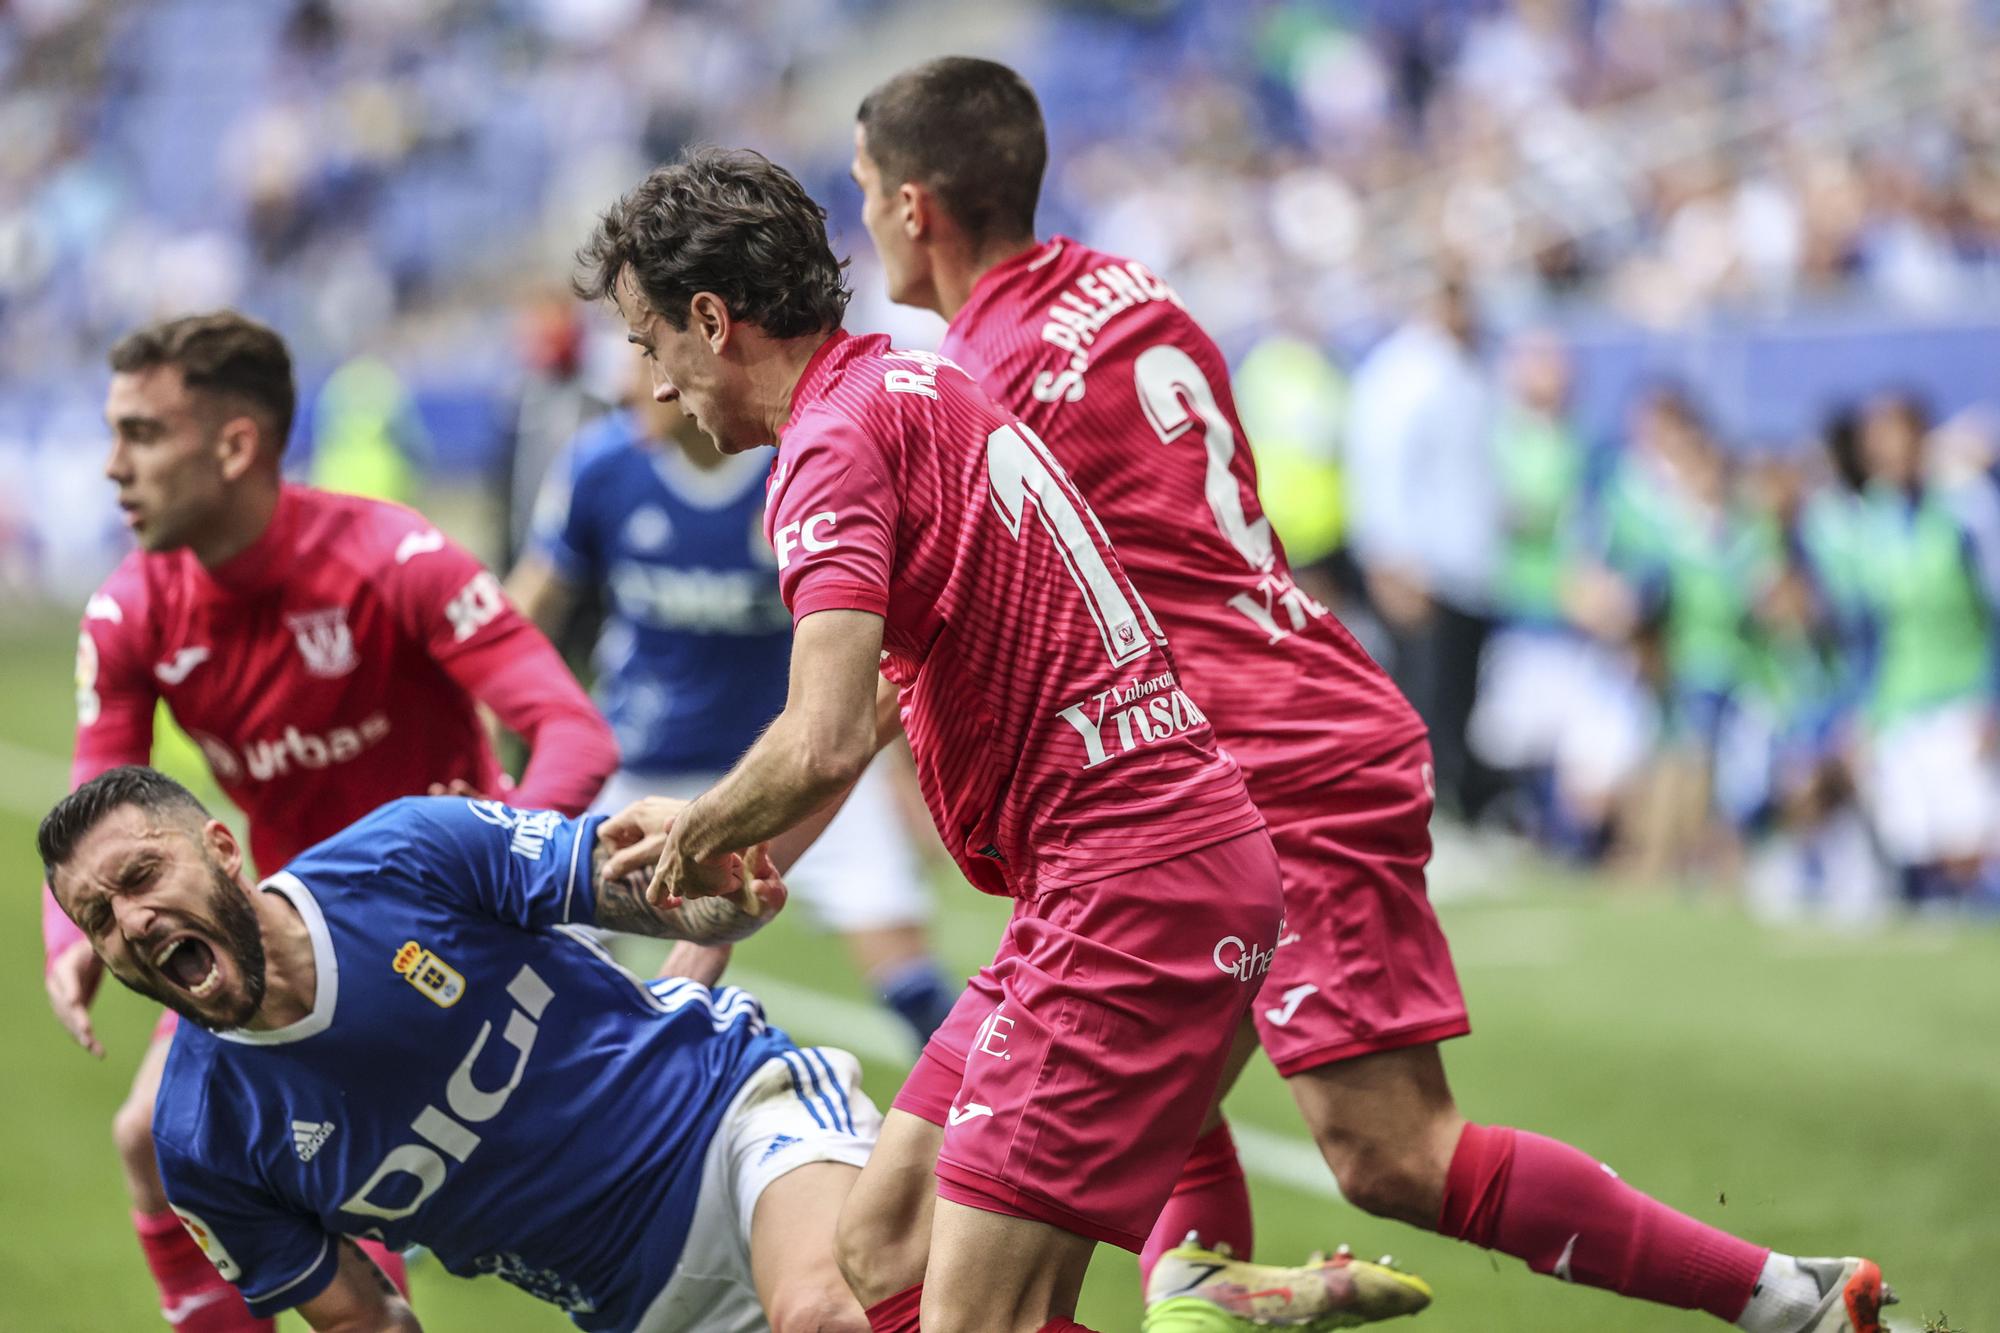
[768,332,1263,897]
[50,485,615,963]
[939,240,1426,803]
[151,798,820,1330]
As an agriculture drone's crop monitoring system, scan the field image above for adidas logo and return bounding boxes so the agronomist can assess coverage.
[757,1134,801,1166]
[292,1120,336,1162]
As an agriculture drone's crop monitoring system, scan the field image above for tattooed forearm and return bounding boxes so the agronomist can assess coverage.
[590,842,772,943]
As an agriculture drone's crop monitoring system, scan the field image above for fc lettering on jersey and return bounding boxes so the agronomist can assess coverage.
[773,511,838,570]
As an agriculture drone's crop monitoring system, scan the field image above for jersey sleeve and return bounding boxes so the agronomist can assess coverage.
[47,572,160,966]
[771,410,898,622]
[373,511,616,814]
[526,438,599,584]
[155,1135,340,1318]
[396,796,604,930]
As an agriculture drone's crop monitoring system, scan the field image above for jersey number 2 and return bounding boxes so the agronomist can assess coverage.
[1134,344,1325,643]
[986,422,1163,667]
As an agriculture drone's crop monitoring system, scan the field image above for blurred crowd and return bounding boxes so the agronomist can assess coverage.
[1326,280,2000,922]
[4,0,2000,917]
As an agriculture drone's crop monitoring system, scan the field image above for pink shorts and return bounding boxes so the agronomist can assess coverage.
[1251,737,1470,1077]
[892,829,1284,1251]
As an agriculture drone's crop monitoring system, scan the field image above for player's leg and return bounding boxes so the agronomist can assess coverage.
[922,1201,1097,1333]
[1137,1015,1260,1283]
[1262,740,1887,1330]
[1298,1043,1891,1330]
[120,1023,276,1333]
[923,832,1284,1333]
[786,756,956,1043]
[750,1165,873,1332]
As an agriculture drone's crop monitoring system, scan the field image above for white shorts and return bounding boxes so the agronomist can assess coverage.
[596,754,932,933]
[1862,702,2000,865]
[1469,627,1657,800]
[633,1045,881,1333]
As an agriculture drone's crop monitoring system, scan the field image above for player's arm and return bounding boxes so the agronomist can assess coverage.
[293,1240,421,1332]
[45,585,160,1056]
[646,609,886,906]
[383,523,617,814]
[590,819,787,943]
[501,549,579,639]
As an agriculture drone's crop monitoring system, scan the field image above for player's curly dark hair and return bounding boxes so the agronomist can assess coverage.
[858,57,1045,247]
[108,311,296,452]
[575,147,851,338]
[38,766,212,881]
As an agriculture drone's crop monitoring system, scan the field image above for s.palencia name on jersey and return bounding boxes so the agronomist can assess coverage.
[1056,667,1208,769]
[1033,259,1187,404]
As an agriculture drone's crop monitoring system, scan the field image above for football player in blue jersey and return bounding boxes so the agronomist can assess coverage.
[505,366,957,1042]
[38,765,879,1333]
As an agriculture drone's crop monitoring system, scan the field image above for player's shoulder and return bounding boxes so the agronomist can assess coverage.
[291,485,473,589]
[565,409,648,488]
[82,548,164,635]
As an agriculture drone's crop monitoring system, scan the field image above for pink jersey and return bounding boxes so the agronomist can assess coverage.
[940,239,1425,804]
[45,484,617,964]
[769,331,1263,899]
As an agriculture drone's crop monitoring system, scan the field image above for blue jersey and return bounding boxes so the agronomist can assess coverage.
[530,411,791,774]
[152,797,801,1330]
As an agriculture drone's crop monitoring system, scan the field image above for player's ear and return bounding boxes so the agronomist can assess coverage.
[202,818,244,879]
[900,181,927,241]
[214,414,265,483]
[690,292,731,353]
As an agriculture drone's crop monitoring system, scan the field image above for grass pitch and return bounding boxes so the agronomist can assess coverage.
[1,607,1993,1331]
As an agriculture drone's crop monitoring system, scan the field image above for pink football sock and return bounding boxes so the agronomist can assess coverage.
[1140,1120,1254,1286]
[132,1208,274,1333]
[1438,1123,1767,1322]
[864,1282,924,1333]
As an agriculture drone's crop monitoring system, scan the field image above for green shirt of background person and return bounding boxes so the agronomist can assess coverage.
[1734,457,1844,734]
[1596,388,1770,720]
[1845,394,1997,729]
[1491,331,1585,625]
[308,355,428,505]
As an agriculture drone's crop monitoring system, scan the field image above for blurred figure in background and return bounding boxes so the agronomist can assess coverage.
[504,289,609,564]
[1345,271,1503,821]
[1844,392,2000,907]
[504,360,957,1046]
[1470,330,1653,855]
[1729,451,1887,926]
[1584,385,1763,880]
[306,353,428,505]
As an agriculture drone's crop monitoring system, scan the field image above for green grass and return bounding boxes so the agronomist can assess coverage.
[2,605,1995,1331]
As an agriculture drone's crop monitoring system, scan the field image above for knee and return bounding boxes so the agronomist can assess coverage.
[1328,1128,1456,1232]
[767,1281,871,1333]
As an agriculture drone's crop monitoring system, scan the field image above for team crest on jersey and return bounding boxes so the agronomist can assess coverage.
[171,1206,242,1280]
[393,940,466,1007]
[284,607,358,678]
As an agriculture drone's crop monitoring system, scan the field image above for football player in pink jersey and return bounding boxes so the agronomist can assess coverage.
[845,55,1893,1333]
[42,312,619,1332]
[576,149,1299,1333]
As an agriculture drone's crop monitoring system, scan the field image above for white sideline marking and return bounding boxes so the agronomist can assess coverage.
[731,967,1344,1201]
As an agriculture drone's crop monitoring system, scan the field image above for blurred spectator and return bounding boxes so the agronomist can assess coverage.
[1346,270,1503,819]
[1844,392,2000,906]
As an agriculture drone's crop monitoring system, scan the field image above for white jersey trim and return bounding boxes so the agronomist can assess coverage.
[213,872,338,1046]
[258,1234,334,1302]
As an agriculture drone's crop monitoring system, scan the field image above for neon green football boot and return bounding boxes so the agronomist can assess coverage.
[1143,1236,1432,1331]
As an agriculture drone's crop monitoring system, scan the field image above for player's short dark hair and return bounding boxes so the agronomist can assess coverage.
[857,57,1046,246]
[575,147,851,339]
[38,766,211,880]
[108,312,297,453]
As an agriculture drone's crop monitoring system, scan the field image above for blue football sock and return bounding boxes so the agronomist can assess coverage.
[876,959,957,1045]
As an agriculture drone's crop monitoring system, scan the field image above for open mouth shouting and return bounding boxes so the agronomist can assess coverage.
[153,932,224,1001]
